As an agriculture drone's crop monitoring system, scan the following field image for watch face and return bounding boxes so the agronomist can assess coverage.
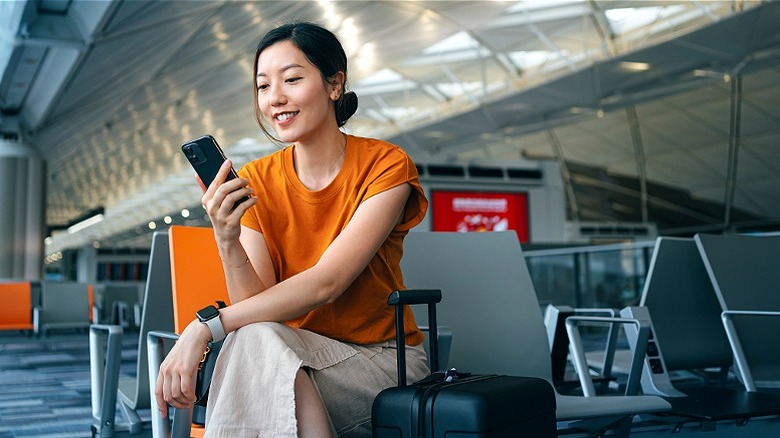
[197,305,219,322]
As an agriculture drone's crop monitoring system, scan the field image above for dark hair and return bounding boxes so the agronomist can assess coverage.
[253,22,359,141]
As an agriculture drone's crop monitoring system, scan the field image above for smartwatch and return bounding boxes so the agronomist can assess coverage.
[196,305,226,342]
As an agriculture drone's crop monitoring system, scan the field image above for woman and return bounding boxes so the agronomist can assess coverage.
[155,22,429,437]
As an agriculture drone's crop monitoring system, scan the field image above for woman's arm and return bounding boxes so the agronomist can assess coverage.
[199,159,277,302]
[155,182,411,414]
[220,182,411,332]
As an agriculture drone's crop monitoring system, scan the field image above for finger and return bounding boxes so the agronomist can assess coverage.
[217,176,251,196]
[202,160,233,204]
[169,373,187,408]
[224,186,254,209]
[229,194,258,219]
[214,185,248,218]
[155,373,169,418]
[213,159,233,186]
[180,369,197,404]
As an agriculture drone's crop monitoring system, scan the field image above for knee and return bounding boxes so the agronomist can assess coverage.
[228,321,298,349]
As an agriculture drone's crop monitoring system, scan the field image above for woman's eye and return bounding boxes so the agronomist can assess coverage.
[257,84,269,91]
[286,77,302,83]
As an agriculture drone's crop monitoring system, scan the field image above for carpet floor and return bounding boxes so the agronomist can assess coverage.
[0,330,143,438]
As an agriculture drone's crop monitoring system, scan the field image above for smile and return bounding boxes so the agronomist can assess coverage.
[276,112,298,121]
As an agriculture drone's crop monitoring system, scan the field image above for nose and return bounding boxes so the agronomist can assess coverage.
[267,82,286,107]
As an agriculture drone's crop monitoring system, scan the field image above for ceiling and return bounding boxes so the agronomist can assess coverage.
[1,0,778,255]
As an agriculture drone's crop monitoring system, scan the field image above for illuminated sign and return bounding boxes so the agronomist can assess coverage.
[432,191,529,242]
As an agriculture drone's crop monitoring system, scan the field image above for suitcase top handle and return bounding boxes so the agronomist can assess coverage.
[388,289,442,386]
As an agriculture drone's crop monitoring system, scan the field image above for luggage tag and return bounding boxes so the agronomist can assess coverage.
[415,368,472,385]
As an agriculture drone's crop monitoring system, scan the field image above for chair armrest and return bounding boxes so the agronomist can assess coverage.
[572,308,619,378]
[133,303,142,328]
[565,315,652,397]
[147,331,193,438]
[33,306,41,335]
[721,310,780,392]
[92,305,101,324]
[89,324,123,435]
[573,308,616,317]
[112,301,130,327]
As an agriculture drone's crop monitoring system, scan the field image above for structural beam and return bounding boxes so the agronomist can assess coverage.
[723,75,743,229]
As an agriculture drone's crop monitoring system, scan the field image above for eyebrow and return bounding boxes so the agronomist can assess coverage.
[256,63,304,79]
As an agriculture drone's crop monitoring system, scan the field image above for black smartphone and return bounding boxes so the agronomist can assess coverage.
[181,134,250,208]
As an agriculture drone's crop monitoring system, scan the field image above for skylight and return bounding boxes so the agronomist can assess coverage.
[605,5,687,34]
[357,68,404,85]
[353,68,417,95]
[422,31,481,55]
[434,81,483,99]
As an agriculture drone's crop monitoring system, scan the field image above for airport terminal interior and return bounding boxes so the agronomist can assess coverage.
[1,0,780,436]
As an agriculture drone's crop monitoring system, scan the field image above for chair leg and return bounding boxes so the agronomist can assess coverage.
[612,416,633,438]
[119,401,144,434]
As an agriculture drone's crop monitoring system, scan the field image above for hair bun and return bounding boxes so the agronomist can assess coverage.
[336,91,358,127]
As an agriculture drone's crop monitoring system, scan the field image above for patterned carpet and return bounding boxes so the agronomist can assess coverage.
[0,330,142,438]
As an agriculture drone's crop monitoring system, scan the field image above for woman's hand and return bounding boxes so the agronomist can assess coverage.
[154,320,212,418]
[199,159,257,249]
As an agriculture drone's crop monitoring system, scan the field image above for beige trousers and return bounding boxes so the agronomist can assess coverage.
[204,322,429,437]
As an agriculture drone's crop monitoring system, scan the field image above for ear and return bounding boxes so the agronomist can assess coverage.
[328,72,345,101]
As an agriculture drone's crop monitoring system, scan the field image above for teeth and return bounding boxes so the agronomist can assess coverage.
[276,112,297,121]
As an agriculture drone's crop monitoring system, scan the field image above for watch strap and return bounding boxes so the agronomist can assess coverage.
[203,313,226,342]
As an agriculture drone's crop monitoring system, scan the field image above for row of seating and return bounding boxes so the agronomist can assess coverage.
[0,278,144,335]
[0,280,92,335]
[88,227,780,437]
[0,280,36,331]
[92,282,145,328]
[548,233,780,432]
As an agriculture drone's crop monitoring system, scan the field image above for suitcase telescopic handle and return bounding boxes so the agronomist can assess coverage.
[388,289,442,387]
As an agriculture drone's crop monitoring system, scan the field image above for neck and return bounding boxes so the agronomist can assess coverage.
[293,131,347,191]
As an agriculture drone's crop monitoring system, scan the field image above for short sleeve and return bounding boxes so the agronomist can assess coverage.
[397,155,427,232]
[364,147,427,232]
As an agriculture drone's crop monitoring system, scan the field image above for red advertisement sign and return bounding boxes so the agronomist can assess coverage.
[431,191,529,242]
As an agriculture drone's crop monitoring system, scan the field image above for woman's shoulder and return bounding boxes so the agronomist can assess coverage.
[349,135,409,160]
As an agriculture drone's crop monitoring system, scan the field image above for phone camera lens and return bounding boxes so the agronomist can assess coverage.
[183,144,196,160]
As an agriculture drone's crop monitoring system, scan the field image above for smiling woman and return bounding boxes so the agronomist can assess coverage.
[154,22,429,438]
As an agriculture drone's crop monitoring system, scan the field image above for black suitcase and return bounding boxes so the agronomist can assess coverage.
[372,289,558,437]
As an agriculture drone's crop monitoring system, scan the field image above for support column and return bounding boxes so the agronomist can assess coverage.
[0,140,46,280]
[76,244,97,283]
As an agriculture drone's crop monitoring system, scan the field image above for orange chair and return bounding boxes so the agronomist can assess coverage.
[148,225,230,438]
[0,281,34,331]
[168,225,231,334]
[88,284,95,322]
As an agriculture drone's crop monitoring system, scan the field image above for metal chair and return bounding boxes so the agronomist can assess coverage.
[400,231,670,436]
[90,231,174,437]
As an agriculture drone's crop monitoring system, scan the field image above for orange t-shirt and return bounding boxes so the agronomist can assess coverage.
[238,135,428,345]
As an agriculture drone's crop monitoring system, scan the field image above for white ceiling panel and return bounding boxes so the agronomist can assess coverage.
[1,0,779,254]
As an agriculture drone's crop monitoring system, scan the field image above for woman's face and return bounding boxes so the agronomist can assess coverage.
[255,40,340,144]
